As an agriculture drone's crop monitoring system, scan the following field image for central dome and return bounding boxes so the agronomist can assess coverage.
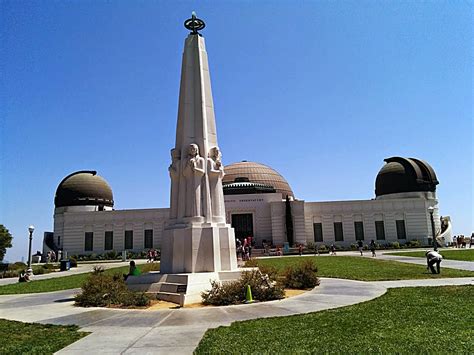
[223,161,294,198]
[55,171,114,208]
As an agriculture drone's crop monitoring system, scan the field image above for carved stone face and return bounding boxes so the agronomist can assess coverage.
[188,144,199,157]
[210,147,221,160]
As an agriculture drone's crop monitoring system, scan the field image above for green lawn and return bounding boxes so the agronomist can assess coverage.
[255,256,474,281]
[389,249,474,262]
[0,318,88,354]
[0,263,160,295]
[196,285,474,354]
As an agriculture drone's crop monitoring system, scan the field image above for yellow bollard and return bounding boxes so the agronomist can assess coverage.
[245,284,254,303]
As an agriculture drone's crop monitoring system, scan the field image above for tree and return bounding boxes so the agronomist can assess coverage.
[0,224,13,262]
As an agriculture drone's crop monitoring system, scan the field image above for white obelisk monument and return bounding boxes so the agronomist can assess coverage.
[160,13,238,274]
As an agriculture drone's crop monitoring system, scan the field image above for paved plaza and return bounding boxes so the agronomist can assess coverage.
[0,252,473,354]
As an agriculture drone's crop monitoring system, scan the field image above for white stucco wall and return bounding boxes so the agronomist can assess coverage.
[52,193,444,254]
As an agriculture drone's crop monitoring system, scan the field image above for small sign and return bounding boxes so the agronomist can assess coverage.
[176,285,187,293]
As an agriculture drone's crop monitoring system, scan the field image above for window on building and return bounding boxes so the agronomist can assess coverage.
[125,230,133,250]
[375,221,386,240]
[104,231,113,250]
[85,232,93,251]
[354,221,364,241]
[313,223,323,242]
[396,220,407,239]
[144,229,153,249]
[334,222,344,241]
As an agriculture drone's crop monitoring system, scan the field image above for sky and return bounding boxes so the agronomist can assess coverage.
[1,1,472,262]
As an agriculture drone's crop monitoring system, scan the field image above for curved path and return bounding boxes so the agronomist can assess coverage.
[1,275,473,354]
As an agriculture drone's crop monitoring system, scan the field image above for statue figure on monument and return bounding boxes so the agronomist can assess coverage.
[208,146,226,222]
[183,143,205,217]
[168,148,181,219]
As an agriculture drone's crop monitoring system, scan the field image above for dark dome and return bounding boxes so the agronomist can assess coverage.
[375,157,438,197]
[223,161,293,198]
[55,171,114,208]
[223,177,277,195]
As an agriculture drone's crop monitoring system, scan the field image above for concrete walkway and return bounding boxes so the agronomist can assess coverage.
[0,276,473,354]
[0,253,473,354]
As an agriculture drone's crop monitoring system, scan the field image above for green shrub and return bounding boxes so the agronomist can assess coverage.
[2,270,20,278]
[10,262,27,270]
[201,269,285,306]
[406,239,421,248]
[318,245,328,253]
[74,267,150,307]
[306,241,315,252]
[106,251,118,259]
[390,242,400,249]
[283,259,320,289]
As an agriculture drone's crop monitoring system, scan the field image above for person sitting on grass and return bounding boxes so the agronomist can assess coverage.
[426,250,443,274]
[18,270,30,283]
[123,260,141,280]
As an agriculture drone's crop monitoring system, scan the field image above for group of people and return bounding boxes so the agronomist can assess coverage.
[356,240,377,257]
[46,250,57,263]
[453,234,474,248]
[236,236,254,261]
[146,249,159,263]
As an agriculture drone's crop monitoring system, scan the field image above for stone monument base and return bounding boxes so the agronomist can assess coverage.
[126,270,244,306]
[160,222,238,273]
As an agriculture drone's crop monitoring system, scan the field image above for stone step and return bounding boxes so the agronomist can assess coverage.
[153,291,183,305]
[165,274,189,284]
[159,282,187,293]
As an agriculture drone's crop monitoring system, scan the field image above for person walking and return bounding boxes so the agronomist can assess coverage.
[357,240,363,256]
[370,240,376,257]
[298,244,303,256]
[426,250,443,274]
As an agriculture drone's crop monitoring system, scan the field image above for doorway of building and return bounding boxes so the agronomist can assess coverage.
[231,213,254,241]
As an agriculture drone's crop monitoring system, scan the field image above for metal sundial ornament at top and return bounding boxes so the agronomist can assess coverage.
[184,11,205,35]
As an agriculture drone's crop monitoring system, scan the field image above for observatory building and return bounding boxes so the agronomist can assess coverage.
[46,157,452,256]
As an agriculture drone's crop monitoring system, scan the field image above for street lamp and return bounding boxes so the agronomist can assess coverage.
[428,207,437,251]
[27,225,35,275]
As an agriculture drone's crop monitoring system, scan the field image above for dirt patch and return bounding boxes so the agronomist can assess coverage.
[143,288,309,309]
[285,289,307,298]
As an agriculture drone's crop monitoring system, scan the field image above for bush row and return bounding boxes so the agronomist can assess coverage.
[304,240,423,253]
[0,262,58,279]
[70,250,160,262]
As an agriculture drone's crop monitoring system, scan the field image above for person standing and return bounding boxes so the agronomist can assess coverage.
[357,240,364,256]
[298,244,303,256]
[426,250,443,274]
[370,240,376,257]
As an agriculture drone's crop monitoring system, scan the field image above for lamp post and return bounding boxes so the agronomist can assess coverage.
[428,207,437,251]
[27,225,34,275]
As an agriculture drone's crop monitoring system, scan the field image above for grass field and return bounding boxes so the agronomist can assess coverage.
[195,285,474,354]
[0,318,88,354]
[389,249,474,262]
[255,256,474,281]
[0,262,160,295]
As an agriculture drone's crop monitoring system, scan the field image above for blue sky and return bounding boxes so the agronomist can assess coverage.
[1,1,472,262]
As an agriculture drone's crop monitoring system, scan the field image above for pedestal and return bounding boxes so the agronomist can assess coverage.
[160,222,238,274]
